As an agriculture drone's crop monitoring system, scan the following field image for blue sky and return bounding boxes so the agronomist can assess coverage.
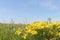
[0,0,60,24]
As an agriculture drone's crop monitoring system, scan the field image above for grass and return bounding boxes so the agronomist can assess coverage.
[0,23,25,40]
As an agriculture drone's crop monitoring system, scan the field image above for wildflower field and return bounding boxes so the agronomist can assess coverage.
[0,21,60,40]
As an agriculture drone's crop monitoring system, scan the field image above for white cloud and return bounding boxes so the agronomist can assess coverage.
[40,0,58,10]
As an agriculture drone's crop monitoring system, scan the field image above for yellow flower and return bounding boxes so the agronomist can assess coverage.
[40,26,45,29]
[22,33,28,39]
[50,38,56,40]
[26,21,48,30]
[26,29,32,33]
[56,32,60,36]
[26,29,38,35]
[14,30,22,35]
[49,31,54,35]
[31,30,38,35]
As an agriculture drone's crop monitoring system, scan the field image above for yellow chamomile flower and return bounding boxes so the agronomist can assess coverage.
[50,38,56,40]
[22,33,28,39]
[56,32,60,36]
[14,29,22,35]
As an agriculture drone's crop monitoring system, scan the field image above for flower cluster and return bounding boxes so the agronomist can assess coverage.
[14,21,60,40]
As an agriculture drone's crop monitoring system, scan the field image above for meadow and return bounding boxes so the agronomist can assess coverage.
[0,24,25,40]
[0,20,60,40]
